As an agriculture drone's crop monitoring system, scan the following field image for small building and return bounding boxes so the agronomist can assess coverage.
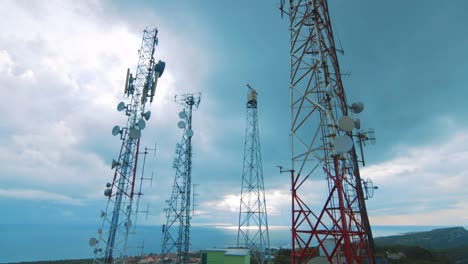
[200,248,250,264]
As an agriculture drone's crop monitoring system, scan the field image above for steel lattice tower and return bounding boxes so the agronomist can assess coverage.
[280,1,375,263]
[161,93,201,264]
[237,85,270,264]
[90,28,165,264]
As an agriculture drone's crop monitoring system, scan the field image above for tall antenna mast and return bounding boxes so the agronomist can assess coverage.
[237,84,270,264]
[161,93,201,264]
[281,1,376,263]
[90,28,165,264]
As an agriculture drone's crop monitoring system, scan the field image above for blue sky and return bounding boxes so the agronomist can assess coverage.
[0,0,467,231]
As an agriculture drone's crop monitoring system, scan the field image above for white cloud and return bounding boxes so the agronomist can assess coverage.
[0,0,227,227]
[192,185,311,226]
[362,129,468,225]
[0,1,140,202]
[371,202,468,226]
[0,50,14,75]
[0,119,110,197]
[191,128,468,226]
[265,189,290,216]
[0,188,84,206]
[195,194,240,225]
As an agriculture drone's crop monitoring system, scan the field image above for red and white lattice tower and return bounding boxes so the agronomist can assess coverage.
[280,1,375,263]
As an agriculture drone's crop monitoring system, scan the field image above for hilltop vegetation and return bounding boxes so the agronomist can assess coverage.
[375,227,468,264]
[8,227,468,264]
[376,244,450,263]
[375,227,468,249]
[272,227,468,264]
[8,260,92,264]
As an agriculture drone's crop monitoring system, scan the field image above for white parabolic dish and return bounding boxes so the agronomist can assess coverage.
[112,125,120,136]
[117,102,126,112]
[186,129,194,137]
[334,135,353,153]
[337,116,355,132]
[138,119,146,129]
[178,121,186,129]
[89,237,98,247]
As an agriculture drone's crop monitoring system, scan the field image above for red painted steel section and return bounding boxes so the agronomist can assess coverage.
[287,0,375,263]
[130,138,140,199]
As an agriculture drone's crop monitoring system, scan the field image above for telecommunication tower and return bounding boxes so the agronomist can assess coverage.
[161,93,201,264]
[237,85,270,264]
[279,1,376,263]
[89,28,166,264]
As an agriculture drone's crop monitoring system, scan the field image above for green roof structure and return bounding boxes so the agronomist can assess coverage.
[200,248,250,264]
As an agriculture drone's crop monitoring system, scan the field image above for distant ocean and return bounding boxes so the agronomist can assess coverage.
[0,224,456,263]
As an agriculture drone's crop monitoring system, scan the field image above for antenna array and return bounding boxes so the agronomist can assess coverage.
[282,1,376,263]
[90,28,165,264]
[161,93,201,264]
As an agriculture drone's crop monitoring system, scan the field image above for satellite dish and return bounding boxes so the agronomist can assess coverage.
[179,111,187,119]
[104,189,112,197]
[363,178,376,199]
[97,228,102,235]
[177,121,186,129]
[366,179,374,198]
[117,102,126,112]
[100,211,106,218]
[111,159,120,169]
[354,118,361,130]
[137,119,146,130]
[112,125,121,136]
[143,111,151,121]
[337,116,355,132]
[128,128,141,139]
[350,102,364,114]
[89,237,98,247]
[106,182,111,188]
[334,135,353,153]
[186,129,194,137]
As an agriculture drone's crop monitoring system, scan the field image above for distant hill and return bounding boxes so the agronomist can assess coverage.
[375,227,468,264]
[375,227,468,250]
